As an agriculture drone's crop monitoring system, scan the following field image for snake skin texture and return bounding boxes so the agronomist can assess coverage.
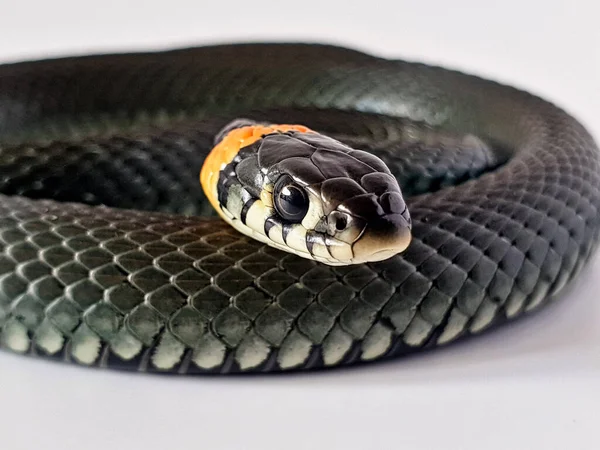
[0,43,599,374]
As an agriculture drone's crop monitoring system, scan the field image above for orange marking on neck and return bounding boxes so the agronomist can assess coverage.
[200,124,313,215]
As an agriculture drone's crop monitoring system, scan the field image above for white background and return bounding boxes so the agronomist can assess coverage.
[1,1,599,449]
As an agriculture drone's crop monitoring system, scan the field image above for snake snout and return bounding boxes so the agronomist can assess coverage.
[351,212,412,263]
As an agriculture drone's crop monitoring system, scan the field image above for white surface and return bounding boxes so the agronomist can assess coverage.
[1,1,599,449]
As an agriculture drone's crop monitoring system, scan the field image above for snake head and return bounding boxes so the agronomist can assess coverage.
[200,119,411,265]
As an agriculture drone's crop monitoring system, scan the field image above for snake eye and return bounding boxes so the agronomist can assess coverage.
[273,175,309,223]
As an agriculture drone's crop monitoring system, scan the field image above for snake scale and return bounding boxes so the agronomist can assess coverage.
[0,43,598,374]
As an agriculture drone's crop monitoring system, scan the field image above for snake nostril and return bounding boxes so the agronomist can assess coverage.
[335,216,348,231]
[328,211,351,235]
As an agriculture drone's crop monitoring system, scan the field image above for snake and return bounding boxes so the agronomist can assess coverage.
[0,43,598,374]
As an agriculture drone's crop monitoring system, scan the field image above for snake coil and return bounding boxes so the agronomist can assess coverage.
[0,43,598,374]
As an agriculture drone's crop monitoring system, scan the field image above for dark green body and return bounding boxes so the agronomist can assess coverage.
[0,44,598,373]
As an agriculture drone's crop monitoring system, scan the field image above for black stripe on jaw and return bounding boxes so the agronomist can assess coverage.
[264,216,278,236]
[240,198,256,225]
[282,223,293,244]
[305,231,331,257]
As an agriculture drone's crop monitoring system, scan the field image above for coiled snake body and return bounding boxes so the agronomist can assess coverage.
[0,43,598,374]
